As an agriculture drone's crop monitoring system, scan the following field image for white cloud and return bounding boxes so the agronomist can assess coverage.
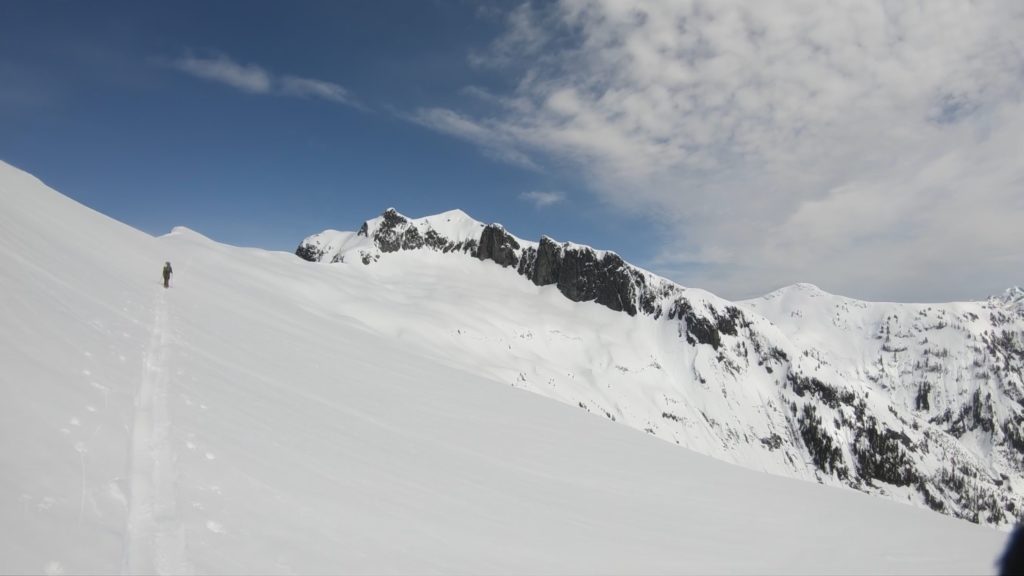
[409,107,539,170]
[422,0,1024,301]
[520,190,566,208]
[280,75,361,108]
[171,54,271,93]
[171,53,361,109]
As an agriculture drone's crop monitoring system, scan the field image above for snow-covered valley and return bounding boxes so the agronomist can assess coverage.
[0,161,1010,574]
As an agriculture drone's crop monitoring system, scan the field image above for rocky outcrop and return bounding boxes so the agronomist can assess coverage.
[296,208,480,266]
[359,208,418,253]
[477,225,520,268]
[511,237,640,315]
[295,242,324,263]
[298,209,758,352]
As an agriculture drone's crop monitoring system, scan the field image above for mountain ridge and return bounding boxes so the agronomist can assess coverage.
[298,207,1024,527]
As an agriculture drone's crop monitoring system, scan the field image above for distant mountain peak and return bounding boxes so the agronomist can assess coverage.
[433,208,474,221]
[791,282,826,292]
[996,286,1024,306]
[297,207,702,319]
[758,282,832,302]
[294,207,1024,528]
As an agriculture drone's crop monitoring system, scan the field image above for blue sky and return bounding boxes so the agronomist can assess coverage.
[2,1,1022,301]
[0,1,646,256]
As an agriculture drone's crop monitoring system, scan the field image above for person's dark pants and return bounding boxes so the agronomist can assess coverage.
[163,273,170,288]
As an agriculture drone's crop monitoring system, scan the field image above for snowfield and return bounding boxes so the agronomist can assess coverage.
[0,161,1008,574]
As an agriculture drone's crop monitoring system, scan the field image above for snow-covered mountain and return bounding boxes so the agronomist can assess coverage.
[0,160,1008,574]
[299,208,1024,528]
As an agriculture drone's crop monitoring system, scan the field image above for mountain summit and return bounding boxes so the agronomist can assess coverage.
[300,207,1024,527]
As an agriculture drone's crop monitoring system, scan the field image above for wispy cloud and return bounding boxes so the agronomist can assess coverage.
[520,190,565,208]
[170,52,361,109]
[280,75,361,108]
[409,107,539,171]
[171,54,271,93]
[417,0,1024,301]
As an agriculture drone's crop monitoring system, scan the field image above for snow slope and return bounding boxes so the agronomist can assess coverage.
[298,209,1024,528]
[0,161,1008,574]
[742,283,1024,503]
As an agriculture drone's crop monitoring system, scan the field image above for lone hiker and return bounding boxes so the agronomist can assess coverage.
[162,261,173,288]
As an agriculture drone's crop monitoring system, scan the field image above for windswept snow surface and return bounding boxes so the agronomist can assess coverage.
[0,161,1007,574]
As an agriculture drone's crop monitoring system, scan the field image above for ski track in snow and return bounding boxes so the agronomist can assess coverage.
[123,289,190,575]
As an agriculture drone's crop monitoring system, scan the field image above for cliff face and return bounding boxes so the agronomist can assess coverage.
[475,226,646,316]
[297,208,1024,527]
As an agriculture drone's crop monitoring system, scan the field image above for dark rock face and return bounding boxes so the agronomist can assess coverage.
[670,302,748,350]
[477,225,520,268]
[424,229,450,251]
[360,208,409,253]
[295,243,323,263]
[530,237,561,286]
[496,237,641,316]
[401,226,424,251]
[556,249,631,313]
[490,233,752,337]
[684,313,721,349]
